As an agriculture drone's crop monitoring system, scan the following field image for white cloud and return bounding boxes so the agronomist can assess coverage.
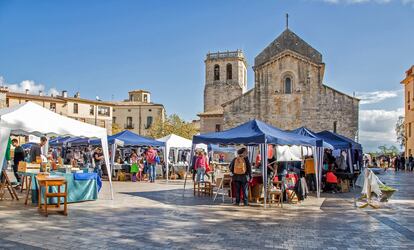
[356,89,402,105]
[0,75,60,96]
[359,108,403,152]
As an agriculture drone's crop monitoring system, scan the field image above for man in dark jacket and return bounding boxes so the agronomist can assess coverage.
[11,139,25,183]
[29,136,48,163]
[229,148,252,206]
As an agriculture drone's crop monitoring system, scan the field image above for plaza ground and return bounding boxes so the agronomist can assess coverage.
[1,170,414,250]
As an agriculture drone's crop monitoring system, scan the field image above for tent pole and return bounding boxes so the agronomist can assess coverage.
[183,144,195,197]
[165,146,169,183]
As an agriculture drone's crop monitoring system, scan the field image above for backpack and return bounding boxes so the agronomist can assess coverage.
[146,150,157,164]
[233,157,246,175]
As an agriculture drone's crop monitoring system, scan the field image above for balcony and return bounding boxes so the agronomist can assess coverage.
[124,124,134,129]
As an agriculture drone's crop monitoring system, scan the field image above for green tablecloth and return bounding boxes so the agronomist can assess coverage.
[19,171,98,204]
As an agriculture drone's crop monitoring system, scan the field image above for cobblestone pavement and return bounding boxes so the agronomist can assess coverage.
[1,170,414,250]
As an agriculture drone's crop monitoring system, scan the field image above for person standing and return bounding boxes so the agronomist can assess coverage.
[29,136,48,163]
[93,148,104,178]
[304,156,316,192]
[11,139,24,184]
[229,148,252,206]
[146,146,158,183]
[409,154,414,171]
[194,151,208,182]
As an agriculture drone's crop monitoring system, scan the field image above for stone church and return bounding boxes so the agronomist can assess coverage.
[198,26,359,140]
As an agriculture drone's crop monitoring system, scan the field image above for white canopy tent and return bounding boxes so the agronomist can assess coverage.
[157,134,193,181]
[0,102,114,199]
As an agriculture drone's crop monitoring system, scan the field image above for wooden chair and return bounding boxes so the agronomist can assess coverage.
[0,170,19,201]
[36,175,67,217]
[268,181,283,208]
[285,177,298,204]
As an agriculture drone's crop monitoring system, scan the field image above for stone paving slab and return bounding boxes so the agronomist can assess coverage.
[0,170,414,249]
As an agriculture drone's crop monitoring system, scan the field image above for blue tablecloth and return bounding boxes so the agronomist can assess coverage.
[19,171,100,204]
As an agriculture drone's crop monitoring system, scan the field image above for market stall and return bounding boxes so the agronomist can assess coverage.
[157,134,192,181]
[0,102,114,199]
[90,130,165,180]
[186,119,324,207]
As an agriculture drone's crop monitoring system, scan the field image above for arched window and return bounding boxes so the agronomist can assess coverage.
[226,63,232,80]
[214,64,220,81]
[284,77,292,94]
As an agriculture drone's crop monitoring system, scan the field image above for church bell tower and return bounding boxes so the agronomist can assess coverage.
[203,50,247,112]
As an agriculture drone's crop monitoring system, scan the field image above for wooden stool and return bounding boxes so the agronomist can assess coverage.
[268,181,283,208]
[193,181,213,197]
[36,175,68,217]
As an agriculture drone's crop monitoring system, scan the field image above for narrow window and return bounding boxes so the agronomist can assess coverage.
[410,122,412,138]
[284,77,292,94]
[89,105,94,115]
[333,121,337,133]
[6,98,9,107]
[50,103,56,112]
[146,116,153,129]
[215,124,221,132]
[73,103,78,114]
[143,94,148,103]
[113,117,116,124]
[226,63,232,80]
[126,117,133,129]
[214,64,220,81]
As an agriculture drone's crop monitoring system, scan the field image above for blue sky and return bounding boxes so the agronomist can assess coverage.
[0,0,412,151]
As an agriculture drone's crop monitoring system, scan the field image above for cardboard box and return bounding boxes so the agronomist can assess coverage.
[18,162,40,172]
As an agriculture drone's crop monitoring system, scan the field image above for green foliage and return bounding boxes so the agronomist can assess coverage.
[376,145,399,156]
[112,123,123,135]
[395,116,406,150]
[147,114,199,140]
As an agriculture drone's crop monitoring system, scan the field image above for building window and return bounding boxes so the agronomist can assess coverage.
[126,117,133,129]
[226,63,232,80]
[333,121,337,133]
[98,106,110,117]
[284,77,292,94]
[214,64,220,81]
[410,122,412,138]
[215,124,221,132]
[6,98,9,107]
[112,117,116,124]
[143,94,148,103]
[50,103,56,112]
[145,116,153,129]
[129,94,133,101]
[89,105,94,115]
[73,103,78,114]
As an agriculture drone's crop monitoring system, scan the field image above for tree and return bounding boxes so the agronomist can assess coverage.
[112,123,123,135]
[377,145,399,156]
[147,114,199,139]
[395,116,406,150]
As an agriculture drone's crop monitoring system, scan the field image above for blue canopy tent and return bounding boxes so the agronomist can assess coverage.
[90,130,165,147]
[317,130,363,171]
[90,130,166,179]
[49,136,71,147]
[319,130,362,151]
[188,119,325,206]
[314,131,352,150]
[291,127,334,150]
[21,142,37,150]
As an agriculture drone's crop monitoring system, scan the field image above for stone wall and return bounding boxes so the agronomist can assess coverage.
[223,52,359,139]
[200,115,224,133]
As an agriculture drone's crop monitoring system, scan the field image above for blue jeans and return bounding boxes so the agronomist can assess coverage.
[196,168,205,182]
[94,164,102,178]
[149,164,156,182]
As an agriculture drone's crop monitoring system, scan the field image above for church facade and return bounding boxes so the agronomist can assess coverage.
[198,27,359,140]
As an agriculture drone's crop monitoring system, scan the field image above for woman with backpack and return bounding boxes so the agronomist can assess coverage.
[229,148,252,206]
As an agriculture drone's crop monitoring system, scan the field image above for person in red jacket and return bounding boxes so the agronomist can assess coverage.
[325,167,338,193]
[195,151,209,182]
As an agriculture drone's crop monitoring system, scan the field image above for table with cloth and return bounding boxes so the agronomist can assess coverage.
[19,171,101,204]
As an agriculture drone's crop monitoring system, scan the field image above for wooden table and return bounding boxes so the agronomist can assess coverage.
[36,175,68,217]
